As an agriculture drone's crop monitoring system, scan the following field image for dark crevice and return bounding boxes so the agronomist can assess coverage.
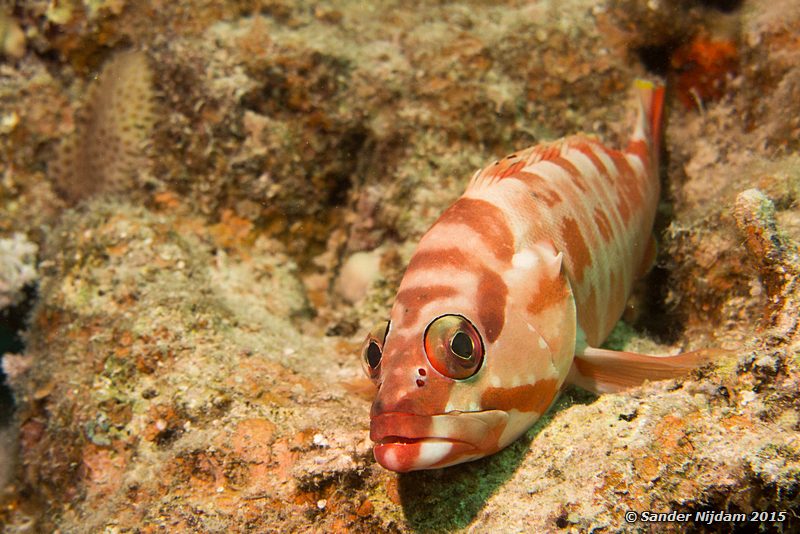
[626,142,686,345]
[633,265,685,345]
[326,128,368,207]
[635,43,680,77]
[0,285,37,427]
[695,0,744,13]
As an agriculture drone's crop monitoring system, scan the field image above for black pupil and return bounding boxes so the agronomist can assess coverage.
[450,331,473,359]
[366,341,382,368]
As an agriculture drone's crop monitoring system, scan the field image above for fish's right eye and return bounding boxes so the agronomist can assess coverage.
[365,340,382,369]
[360,321,390,380]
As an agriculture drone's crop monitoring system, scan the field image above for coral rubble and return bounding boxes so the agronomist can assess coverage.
[0,233,37,310]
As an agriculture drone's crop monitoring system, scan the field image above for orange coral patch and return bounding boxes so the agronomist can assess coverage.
[210,209,255,249]
[232,418,276,463]
[671,35,738,110]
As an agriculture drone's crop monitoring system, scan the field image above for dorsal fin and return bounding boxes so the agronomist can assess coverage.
[467,138,593,191]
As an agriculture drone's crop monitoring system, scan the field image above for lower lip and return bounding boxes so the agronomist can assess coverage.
[373,439,475,472]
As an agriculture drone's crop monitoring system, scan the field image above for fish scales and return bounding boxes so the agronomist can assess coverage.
[360,81,712,472]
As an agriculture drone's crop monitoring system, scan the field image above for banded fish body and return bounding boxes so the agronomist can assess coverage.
[361,81,709,472]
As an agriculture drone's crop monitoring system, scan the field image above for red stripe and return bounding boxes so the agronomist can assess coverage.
[573,143,614,185]
[497,159,525,179]
[477,269,507,343]
[405,248,474,276]
[370,337,454,417]
[607,149,642,225]
[394,285,460,326]
[527,269,570,314]
[593,208,613,243]
[480,378,559,413]
[515,171,563,207]
[627,139,648,164]
[432,198,515,264]
[561,217,592,282]
[571,142,628,246]
[401,247,508,343]
[551,157,588,192]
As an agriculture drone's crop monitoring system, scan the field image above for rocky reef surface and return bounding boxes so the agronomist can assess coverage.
[0,0,798,531]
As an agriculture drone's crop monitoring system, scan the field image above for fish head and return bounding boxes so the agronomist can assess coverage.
[361,241,576,472]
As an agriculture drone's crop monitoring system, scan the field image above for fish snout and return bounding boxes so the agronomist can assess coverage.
[370,411,509,471]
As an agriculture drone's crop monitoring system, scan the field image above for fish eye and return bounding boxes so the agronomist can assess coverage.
[366,341,382,368]
[424,314,484,379]
[360,321,390,380]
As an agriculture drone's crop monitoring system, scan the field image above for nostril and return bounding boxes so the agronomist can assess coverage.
[418,368,427,376]
[416,379,425,387]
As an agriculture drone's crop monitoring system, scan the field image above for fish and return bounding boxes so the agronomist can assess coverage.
[360,80,712,472]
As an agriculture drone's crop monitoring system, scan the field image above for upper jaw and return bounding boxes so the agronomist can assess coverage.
[370,410,509,472]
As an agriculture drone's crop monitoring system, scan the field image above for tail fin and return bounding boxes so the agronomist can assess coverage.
[631,79,665,173]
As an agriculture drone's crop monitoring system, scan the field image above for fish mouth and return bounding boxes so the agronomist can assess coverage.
[376,435,470,446]
[370,411,508,472]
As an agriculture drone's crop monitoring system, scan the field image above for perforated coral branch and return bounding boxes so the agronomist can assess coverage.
[52,50,156,203]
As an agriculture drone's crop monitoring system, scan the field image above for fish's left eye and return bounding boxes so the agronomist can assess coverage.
[424,314,484,380]
[360,321,390,380]
[450,331,474,359]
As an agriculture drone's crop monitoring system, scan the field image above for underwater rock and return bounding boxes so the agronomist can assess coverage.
[0,0,799,531]
[334,249,383,304]
[0,11,25,59]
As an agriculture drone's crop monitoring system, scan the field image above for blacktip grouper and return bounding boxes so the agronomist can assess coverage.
[361,81,712,472]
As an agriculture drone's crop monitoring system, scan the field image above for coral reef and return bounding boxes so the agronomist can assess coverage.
[0,233,37,310]
[0,0,798,531]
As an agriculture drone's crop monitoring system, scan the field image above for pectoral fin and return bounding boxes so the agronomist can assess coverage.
[568,345,728,394]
